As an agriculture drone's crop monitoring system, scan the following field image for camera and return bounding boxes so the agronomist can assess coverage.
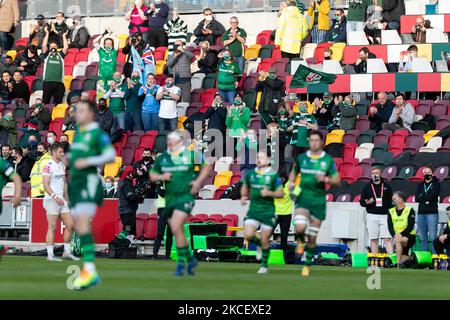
[135,181,152,199]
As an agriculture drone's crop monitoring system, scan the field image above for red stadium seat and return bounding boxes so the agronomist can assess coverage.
[355,118,370,132]
[75,51,89,63]
[406,196,415,203]
[342,45,388,64]
[143,213,158,239]
[200,88,216,112]
[340,162,362,183]
[326,193,334,202]
[194,214,208,222]
[409,166,427,182]
[403,135,424,154]
[257,59,272,73]
[213,186,228,200]
[115,217,124,235]
[205,214,223,223]
[333,158,343,172]
[139,135,156,150]
[186,103,202,117]
[336,194,352,202]
[136,213,148,239]
[442,196,450,204]
[389,133,406,147]
[353,194,361,203]
[230,174,241,185]
[343,143,357,162]
[190,88,204,104]
[431,103,447,117]
[388,146,403,157]
[121,146,135,166]
[126,133,142,147]
[243,74,258,91]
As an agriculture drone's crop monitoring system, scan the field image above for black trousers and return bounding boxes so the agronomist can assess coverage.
[281,51,299,61]
[43,81,65,105]
[153,208,173,257]
[120,212,136,236]
[433,237,450,254]
[148,29,168,49]
[275,214,292,255]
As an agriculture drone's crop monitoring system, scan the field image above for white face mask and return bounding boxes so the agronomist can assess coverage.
[105,182,112,189]
[154,0,162,3]
[47,137,55,145]
[204,15,213,22]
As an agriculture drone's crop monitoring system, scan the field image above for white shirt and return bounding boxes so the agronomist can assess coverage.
[157,85,181,119]
[42,160,66,200]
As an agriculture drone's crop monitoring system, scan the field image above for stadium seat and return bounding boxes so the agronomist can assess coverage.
[64,130,75,144]
[259,45,274,59]
[409,166,427,182]
[342,143,357,161]
[325,129,345,145]
[121,146,135,166]
[330,42,346,61]
[191,73,206,91]
[373,133,390,146]
[434,166,449,181]
[213,186,228,200]
[48,118,64,137]
[178,116,187,129]
[202,73,217,89]
[336,194,352,202]
[243,90,257,111]
[357,130,376,145]
[355,143,374,162]
[404,135,424,154]
[214,171,233,189]
[326,193,334,202]
[340,162,362,183]
[186,103,201,117]
[442,196,450,204]
[372,151,394,167]
[355,117,371,131]
[144,214,158,240]
[257,59,272,73]
[51,104,68,121]
[200,88,216,112]
[214,157,233,172]
[342,131,359,144]
[198,185,217,200]
[205,214,224,223]
[347,31,369,45]
[382,165,397,181]
[126,133,142,147]
[135,213,148,240]
[155,60,166,75]
[104,156,122,177]
[300,43,317,60]
[394,166,415,181]
[244,44,261,60]
[419,136,442,153]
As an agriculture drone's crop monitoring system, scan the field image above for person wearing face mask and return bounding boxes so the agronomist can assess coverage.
[217,50,242,103]
[11,147,33,182]
[103,176,118,198]
[388,191,416,267]
[166,40,194,103]
[46,131,57,146]
[48,12,69,48]
[63,102,77,131]
[29,14,49,49]
[0,70,12,104]
[25,98,51,131]
[306,0,331,44]
[0,110,17,148]
[68,15,90,49]
[164,10,188,57]
[275,102,294,161]
[256,68,285,124]
[103,71,127,131]
[202,93,227,158]
[14,45,41,77]
[58,134,70,153]
[93,29,119,90]
[40,26,69,105]
[139,73,160,132]
[415,165,441,253]
[18,119,40,149]
[156,74,181,133]
[144,0,170,49]
[325,9,347,43]
[312,92,334,128]
[290,102,318,159]
[30,143,52,198]
[226,93,251,139]
[195,40,219,75]
[96,98,114,134]
[330,95,357,131]
[124,71,144,132]
[193,8,226,46]
[360,166,394,255]
[121,32,146,79]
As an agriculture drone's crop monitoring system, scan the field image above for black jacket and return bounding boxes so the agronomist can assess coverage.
[382,0,405,24]
[256,78,285,120]
[325,16,347,43]
[314,101,334,127]
[96,108,114,133]
[13,156,34,182]
[354,52,377,73]
[415,177,440,214]
[104,187,118,198]
[360,179,393,215]
[193,19,226,45]
[68,26,90,49]
[118,179,142,215]
[14,49,41,76]
[11,80,30,104]
[197,49,219,74]
[135,158,157,198]
[26,108,51,131]
[0,81,11,101]
[203,104,227,135]
[369,100,395,132]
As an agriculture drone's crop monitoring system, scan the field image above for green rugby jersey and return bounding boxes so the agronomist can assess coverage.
[290,113,317,147]
[294,151,338,201]
[0,158,15,190]
[243,167,282,216]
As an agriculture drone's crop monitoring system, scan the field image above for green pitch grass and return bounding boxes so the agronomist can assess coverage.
[1,256,449,299]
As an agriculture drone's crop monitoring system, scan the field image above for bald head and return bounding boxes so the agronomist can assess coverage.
[377,92,387,105]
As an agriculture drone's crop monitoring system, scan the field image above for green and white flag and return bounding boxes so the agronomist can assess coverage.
[290,64,337,88]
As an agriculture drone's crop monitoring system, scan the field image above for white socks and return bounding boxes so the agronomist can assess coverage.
[84,262,96,273]
[47,245,54,257]
[64,243,71,255]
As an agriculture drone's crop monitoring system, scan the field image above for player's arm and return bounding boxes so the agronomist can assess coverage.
[261,176,284,199]
[74,134,116,169]
[288,162,299,191]
[240,172,250,205]
[42,167,64,205]
[149,157,171,182]
[10,174,22,207]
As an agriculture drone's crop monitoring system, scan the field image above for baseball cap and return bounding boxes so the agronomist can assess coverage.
[37,14,44,20]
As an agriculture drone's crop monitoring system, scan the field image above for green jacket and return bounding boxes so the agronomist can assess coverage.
[226,106,250,138]
[124,85,143,113]
[347,0,372,22]
[0,117,18,147]
[104,83,127,115]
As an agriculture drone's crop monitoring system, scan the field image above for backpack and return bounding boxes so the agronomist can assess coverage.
[108,236,137,259]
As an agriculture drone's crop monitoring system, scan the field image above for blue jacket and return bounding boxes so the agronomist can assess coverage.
[139,84,160,114]
[145,3,169,29]
[325,16,347,43]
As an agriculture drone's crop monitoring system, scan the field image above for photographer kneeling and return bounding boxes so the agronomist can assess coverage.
[118,166,145,241]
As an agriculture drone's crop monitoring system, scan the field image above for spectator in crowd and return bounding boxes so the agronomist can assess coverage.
[0,0,19,50]
[217,49,241,103]
[330,95,357,131]
[124,71,144,132]
[94,29,119,90]
[11,71,30,104]
[193,8,226,46]
[18,119,40,149]
[277,1,288,18]
[46,131,57,146]
[290,102,318,158]
[226,93,250,138]
[433,206,450,255]
[103,176,118,198]
[347,0,370,37]
[326,8,347,43]
[80,90,91,102]
[0,109,17,147]
[121,33,146,78]
[204,93,227,148]
[104,71,127,130]
[29,14,48,48]
[68,15,89,49]
[26,98,51,131]
[63,102,76,131]
[156,75,181,133]
[30,143,51,198]
[306,0,330,44]
[1,144,12,163]
[354,47,376,74]
[0,70,12,104]
[166,39,194,103]
[164,10,188,57]
[415,165,440,254]
[134,152,156,199]
[125,0,149,42]
[14,45,41,77]
[364,2,386,45]
[96,98,114,134]
[275,0,308,60]
[139,73,160,132]
[275,102,293,161]
[382,0,405,30]
[369,92,395,132]
[195,40,218,74]
[312,93,334,128]
[48,12,69,48]
[145,0,170,48]
[222,16,247,73]
[360,166,394,254]
[398,45,418,73]
[58,134,69,152]
[0,55,16,75]
[11,146,33,182]
[411,16,431,44]
[383,93,415,132]
[41,27,68,105]
[388,191,416,266]
[256,68,285,124]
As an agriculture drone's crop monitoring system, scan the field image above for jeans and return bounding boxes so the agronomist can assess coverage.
[417,213,438,253]
[388,21,400,30]
[234,56,245,73]
[114,112,127,130]
[0,32,10,50]
[219,90,236,103]
[141,112,159,132]
[158,117,178,133]
[125,111,143,132]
